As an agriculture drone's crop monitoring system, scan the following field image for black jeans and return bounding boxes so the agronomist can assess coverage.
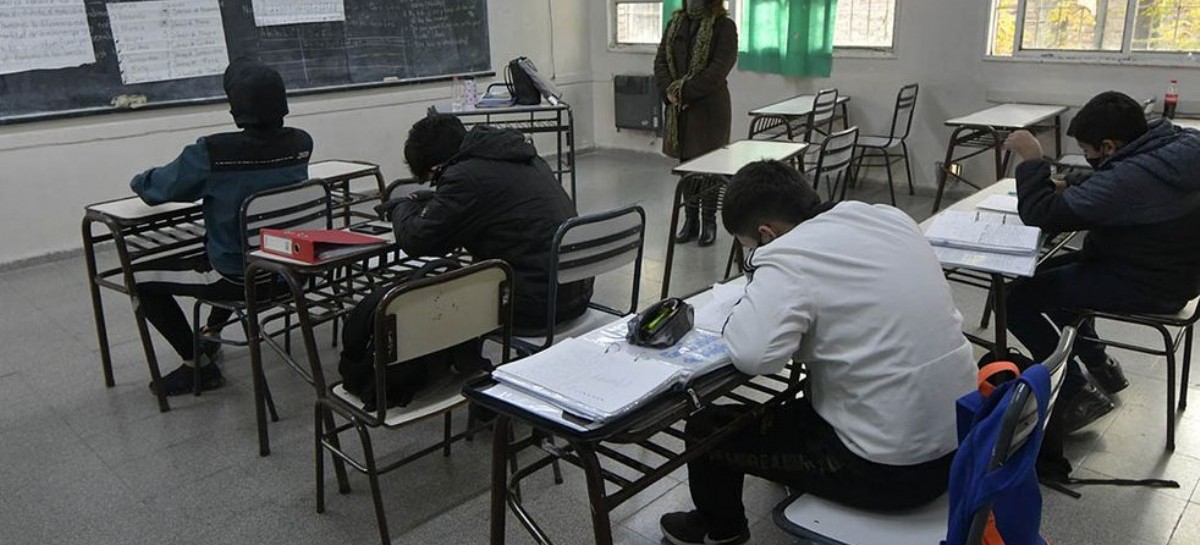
[1006,252,1183,399]
[133,254,275,361]
[686,399,954,533]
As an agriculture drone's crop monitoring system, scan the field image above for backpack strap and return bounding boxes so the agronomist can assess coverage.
[977,361,1021,398]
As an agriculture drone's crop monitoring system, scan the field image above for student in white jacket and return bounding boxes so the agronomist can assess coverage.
[659,160,977,545]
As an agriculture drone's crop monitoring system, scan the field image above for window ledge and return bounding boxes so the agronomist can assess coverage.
[608,43,659,55]
[984,53,1200,69]
[834,48,897,60]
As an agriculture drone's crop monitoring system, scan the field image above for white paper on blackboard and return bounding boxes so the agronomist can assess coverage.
[252,0,345,27]
[0,0,96,75]
[108,0,228,85]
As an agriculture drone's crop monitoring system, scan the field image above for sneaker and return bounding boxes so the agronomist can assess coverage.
[149,359,225,397]
[1083,355,1129,394]
[1062,382,1116,433]
[660,511,749,545]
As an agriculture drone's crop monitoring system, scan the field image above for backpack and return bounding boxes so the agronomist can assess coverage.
[505,57,541,106]
[337,259,491,412]
[975,349,1178,499]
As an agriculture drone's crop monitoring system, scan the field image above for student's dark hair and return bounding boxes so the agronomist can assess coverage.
[1067,91,1149,148]
[722,160,825,237]
[404,114,468,180]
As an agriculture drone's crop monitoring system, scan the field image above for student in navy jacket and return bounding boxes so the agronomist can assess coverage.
[130,60,312,396]
[1004,91,1200,432]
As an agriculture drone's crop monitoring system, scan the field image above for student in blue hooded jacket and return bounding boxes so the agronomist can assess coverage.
[1004,91,1200,433]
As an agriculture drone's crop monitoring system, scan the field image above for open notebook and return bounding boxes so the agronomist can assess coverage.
[925,211,1039,255]
[491,338,685,423]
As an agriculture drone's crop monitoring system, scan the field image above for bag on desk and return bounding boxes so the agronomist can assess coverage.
[337,259,491,412]
[505,57,541,105]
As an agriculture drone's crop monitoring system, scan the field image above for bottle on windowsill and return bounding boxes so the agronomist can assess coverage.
[1164,79,1179,119]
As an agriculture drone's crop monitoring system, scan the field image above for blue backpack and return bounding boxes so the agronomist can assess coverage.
[943,364,1050,545]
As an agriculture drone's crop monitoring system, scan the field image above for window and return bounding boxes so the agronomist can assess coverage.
[614,1,664,46]
[989,0,1200,59]
[611,1,899,51]
[832,0,897,49]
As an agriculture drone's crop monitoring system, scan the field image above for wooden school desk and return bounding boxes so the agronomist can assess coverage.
[82,159,386,413]
[661,140,809,298]
[748,94,852,140]
[462,283,803,545]
[431,101,577,202]
[83,197,205,412]
[932,104,1067,214]
[921,179,1076,357]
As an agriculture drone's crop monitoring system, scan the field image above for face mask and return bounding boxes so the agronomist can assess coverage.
[1085,155,1105,169]
[686,1,707,16]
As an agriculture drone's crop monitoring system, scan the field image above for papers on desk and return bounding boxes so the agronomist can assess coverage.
[581,318,731,380]
[925,211,1039,255]
[926,211,1042,277]
[694,280,745,333]
[492,338,685,423]
[975,194,1020,215]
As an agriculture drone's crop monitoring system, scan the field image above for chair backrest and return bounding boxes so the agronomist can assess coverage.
[748,115,791,141]
[239,179,333,255]
[370,260,514,416]
[545,206,646,340]
[963,327,1075,545]
[889,83,920,140]
[382,178,430,203]
[1142,97,1158,119]
[814,126,860,180]
[806,88,840,141]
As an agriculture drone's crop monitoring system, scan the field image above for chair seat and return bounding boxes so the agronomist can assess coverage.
[855,135,903,150]
[774,493,948,545]
[331,372,476,429]
[514,307,624,349]
[1134,297,1200,325]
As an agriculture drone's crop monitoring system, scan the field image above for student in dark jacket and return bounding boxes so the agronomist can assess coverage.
[654,0,738,247]
[130,59,313,396]
[389,114,593,331]
[1003,91,1200,432]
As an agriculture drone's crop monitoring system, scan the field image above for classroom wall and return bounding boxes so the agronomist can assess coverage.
[0,0,593,267]
[588,1,1199,184]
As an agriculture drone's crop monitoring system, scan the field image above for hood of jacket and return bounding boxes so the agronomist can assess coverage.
[447,126,538,166]
[224,59,289,129]
[1063,119,1200,224]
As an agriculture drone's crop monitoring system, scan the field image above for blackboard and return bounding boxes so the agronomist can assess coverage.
[0,0,491,123]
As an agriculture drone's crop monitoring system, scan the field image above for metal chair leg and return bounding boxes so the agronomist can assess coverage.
[192,301,204,396]
[980,291,994,330]
[315,405,326,514]
[355,421,390,545]
[901,142,916,195]
[1180,325,1193,412]
[443,411,453,457]
[1160,325,1178,451]
[882,149,897,206]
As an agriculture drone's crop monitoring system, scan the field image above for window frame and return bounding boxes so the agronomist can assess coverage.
[986,0,1200,66]
[607,0,902,57]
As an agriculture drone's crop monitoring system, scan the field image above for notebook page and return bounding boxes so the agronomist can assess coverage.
[925,211,1039,254]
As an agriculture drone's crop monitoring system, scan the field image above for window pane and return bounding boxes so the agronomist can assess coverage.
[1020,0,1125,51]
[991,0,1021,56]
[616,2,664,45]
[1132,0,1200,52]
[834,0,896,48]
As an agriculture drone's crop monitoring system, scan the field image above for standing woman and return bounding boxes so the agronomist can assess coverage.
[655,0,738,247]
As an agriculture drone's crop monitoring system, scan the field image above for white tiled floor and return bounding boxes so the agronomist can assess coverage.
[0,150,1196,544]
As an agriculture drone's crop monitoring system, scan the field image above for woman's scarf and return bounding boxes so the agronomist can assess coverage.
[663,4,718,158]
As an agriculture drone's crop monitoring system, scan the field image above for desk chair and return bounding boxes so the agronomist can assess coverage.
[850,83,919,206]
[514,205,646,354]
[317,260,515,545]
[189,179,333,402]
[774,328,1075,545]
[1072,298,1198,450]
[807,126,860,202]
[799,89,841,170]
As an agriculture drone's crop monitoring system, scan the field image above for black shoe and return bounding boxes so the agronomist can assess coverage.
[1084,355,1129,394]
[660,511,749,545]
[698,222,717,247]
[676,218,699,244]
[1062,382,1116,434]
[150,361,225,397]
